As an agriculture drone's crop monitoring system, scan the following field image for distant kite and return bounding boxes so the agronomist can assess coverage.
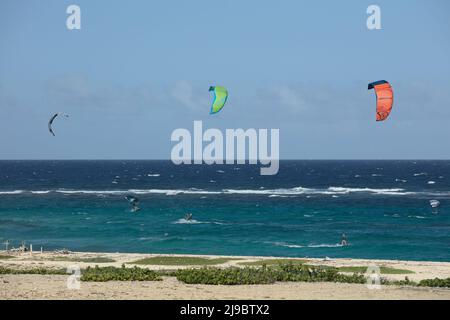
[368,80,393,121]
[430,200,440,209]
[209,86,228,114]
[48,113,69,136]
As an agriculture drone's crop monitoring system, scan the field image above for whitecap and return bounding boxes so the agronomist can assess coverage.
[414,172,427,176]
[273,242,344,249]
[0,190,24,195]
[173,218,202,224]
[307,243,345,248]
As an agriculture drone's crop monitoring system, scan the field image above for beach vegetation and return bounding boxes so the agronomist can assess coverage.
[238,259,308,267]
[80,265,161,282]
[176,263,366,285]
[0,266,66,275]
[49,256,116,263]
[418,277,450,288]
[129,256,235,266]
[0,255,14,260]
[337,266,414,274]
[176,266,279,285]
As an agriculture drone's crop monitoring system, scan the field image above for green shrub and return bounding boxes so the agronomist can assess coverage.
[129,256,232,266]
[0,266,66,275]
[176,263,366,285]
[50,256,115,263]
[238,259,307,267]
[418,277,450,288]
[176,266,279,285]
[276,263,366,284]
[81,265,161,282]
[338,266,414,274]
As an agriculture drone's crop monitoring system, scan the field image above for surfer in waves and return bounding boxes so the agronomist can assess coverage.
[340,233,348,246]
[125,195,140,213]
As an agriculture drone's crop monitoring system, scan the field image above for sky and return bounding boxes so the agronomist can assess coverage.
[1,0,450,160]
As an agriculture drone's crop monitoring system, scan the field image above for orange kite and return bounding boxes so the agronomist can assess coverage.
[368,80,394,121]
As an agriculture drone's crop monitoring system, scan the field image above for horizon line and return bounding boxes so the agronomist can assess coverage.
[1,159,450,161]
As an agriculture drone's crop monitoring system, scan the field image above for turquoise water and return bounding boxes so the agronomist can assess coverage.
[0,160,449,261]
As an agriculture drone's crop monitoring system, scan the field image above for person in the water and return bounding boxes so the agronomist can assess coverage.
[184,213,193,221]
[341,233,348,246]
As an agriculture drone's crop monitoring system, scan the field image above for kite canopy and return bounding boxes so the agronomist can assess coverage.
[209,86,228,114]
[368,80,393,121]
[48,113,69,136]
[430,200,440,208]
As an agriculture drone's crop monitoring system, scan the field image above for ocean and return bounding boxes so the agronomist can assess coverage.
[0,160,449,261]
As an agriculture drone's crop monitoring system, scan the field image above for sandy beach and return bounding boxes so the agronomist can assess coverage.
[1,251,450,300]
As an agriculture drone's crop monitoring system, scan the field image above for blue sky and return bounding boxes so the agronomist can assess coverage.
[1,0,449,159]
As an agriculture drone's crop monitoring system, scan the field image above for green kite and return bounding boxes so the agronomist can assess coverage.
[209,86,228,114]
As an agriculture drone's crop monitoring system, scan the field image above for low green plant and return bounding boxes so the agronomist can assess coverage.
[176,263,366,285]
[50,256,115,263]
[176,266,279,285]
[418,277,450,288]
[0,266,66,275]
[0,255,14,260]
[80,265,161,282]
[389,276,417,286]
[238,259,308,267]
[129,256,233,266]
[338,266,414,274]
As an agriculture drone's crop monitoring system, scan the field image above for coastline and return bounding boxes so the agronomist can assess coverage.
[1,251,450,300]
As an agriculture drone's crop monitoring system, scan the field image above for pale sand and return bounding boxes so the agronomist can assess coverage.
[1,275,450,300]
[1,251,450,299]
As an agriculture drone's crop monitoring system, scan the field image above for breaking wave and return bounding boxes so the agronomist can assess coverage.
[272,241,346,249]
[1,186,449,197]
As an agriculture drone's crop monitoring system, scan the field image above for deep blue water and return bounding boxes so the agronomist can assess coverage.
[0,160,449,261]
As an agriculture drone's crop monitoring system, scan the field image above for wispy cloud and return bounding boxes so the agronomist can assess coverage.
[170,80,209,112]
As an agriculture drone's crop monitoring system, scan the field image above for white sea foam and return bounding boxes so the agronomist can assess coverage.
[0,190,24,195]
[273,242,344,249]
[174,218,202,224]
[326,187,411,195]
[308,243,345,248]
[147,174,160,177]
[414,172,427,176]
[2,186,449,197]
